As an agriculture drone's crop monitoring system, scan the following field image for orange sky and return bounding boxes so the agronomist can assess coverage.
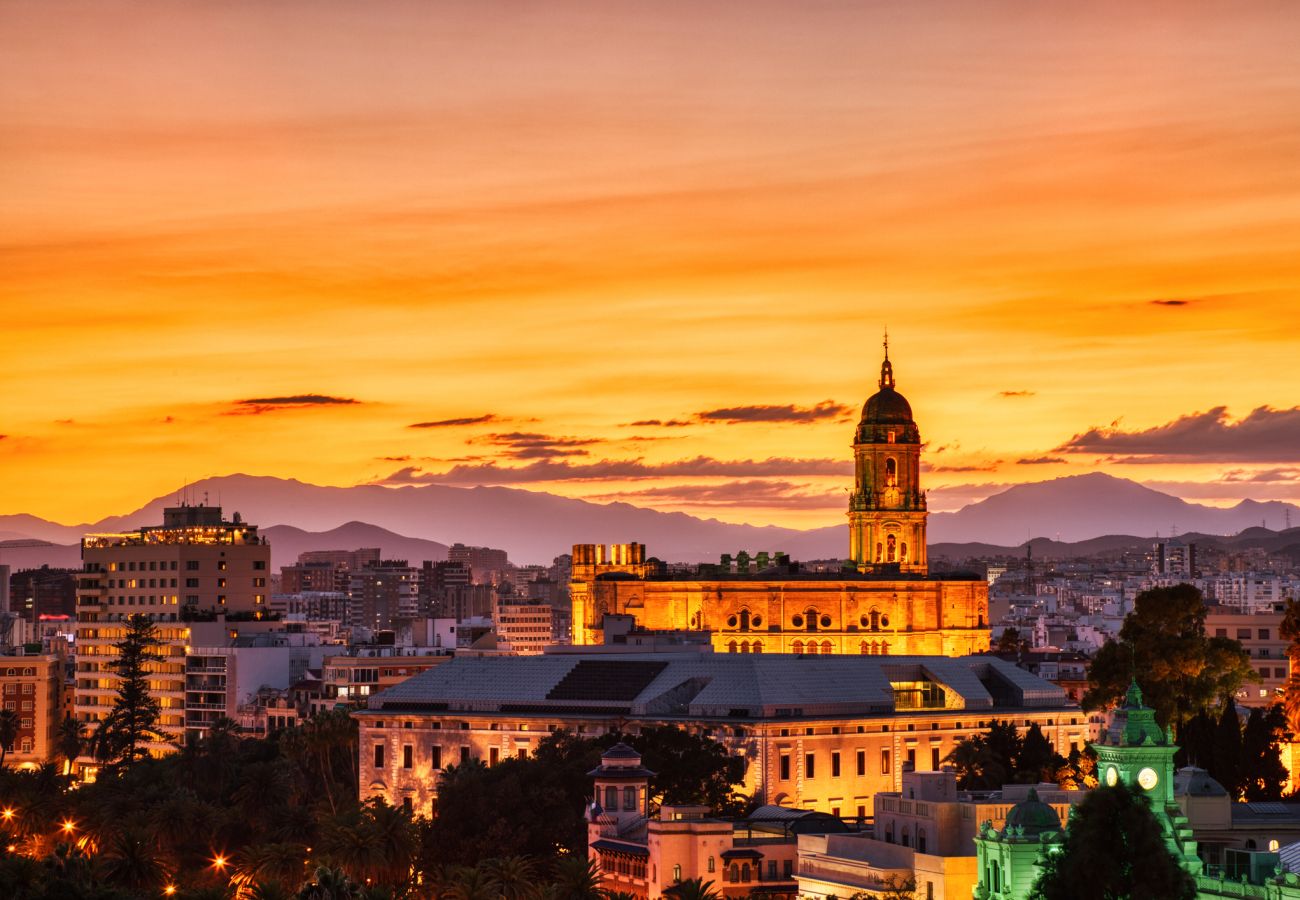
[3,0,1300,527]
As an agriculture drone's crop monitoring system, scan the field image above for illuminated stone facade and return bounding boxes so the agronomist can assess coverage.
[570,346,988,655]
[849,340,927,574]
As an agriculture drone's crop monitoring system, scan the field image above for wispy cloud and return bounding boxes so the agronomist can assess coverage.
[407,414,499,429]
[1150,299,1190,307]
[228,394,360,415]
[478,432,603,460]
[590,480,843,509]
[998,390,1035,398]
[1056,406,1300,463]
[1017,456,1065,465]
[374,455,852,486]
[696,401,852,424]
[622,419,694,428]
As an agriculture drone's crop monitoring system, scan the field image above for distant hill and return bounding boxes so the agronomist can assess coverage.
[261,523,449,569]
[3,471,1298,566]
[927,473,1300,545]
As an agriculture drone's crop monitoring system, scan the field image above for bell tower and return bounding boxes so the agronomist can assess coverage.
[849,335,927,574]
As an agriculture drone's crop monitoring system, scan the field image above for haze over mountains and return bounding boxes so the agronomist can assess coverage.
[2,472,1298,568]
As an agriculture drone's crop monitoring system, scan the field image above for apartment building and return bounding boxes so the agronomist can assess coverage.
[0,655,64,767]
[74,505,270,765]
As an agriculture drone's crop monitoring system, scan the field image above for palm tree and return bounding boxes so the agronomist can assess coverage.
[54,716,83,776]
[443,864,502,900]
[663,878,721,900]
[98,828,168,894]
[237,842,312,893]
[482,856,538,900]
[297,865,362,900]
[549,856,604,900]
[0,709,20,768]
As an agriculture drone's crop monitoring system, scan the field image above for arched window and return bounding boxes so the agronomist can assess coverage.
[605,786,617,809]
[885,457,897,485]
[870,610,881,631]
[708,857,715,873]
[806,642,817,655]
[918,827,927,853]
[729,864,739,883]
[740,641,750,654]
[752,641,763,653]
[902,829,909,848]
[805,608,820,632]
[860,641,870,655]
[739,609,751,631]
[673,864,682,883]
[881,641,890,655]
[885,823,894,843]
[623,786,636,810]
[728,640,738,654]
[741,863,751,882]
[792,640,803,654]
[822,640,833,654]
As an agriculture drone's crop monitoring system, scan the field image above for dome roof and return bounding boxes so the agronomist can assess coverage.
[1004,788,1062,836]
[861,387,913,425]
[1175,767,1228,797]
[859,339,914,426]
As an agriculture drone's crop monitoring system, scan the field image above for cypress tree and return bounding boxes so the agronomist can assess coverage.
[1213,697,1242,798]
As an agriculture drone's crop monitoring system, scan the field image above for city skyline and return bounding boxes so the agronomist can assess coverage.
[5,1,1300,527]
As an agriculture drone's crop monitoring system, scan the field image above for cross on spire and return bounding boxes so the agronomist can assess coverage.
[879,328,895,389]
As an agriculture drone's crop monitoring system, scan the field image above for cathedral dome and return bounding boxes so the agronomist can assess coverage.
[858,339,914,426]
[1004,788,1062,836]
[861,387,913,425]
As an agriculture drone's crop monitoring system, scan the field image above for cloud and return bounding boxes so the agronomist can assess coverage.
[373,455,852,486]
[377,455,412,462]
[925,463,1000,473]
[1017,456,1066,465]
[622,419,693,428]
[696,400,852,424]
[998,390,1035,398]
[407,414,499,429]
[1056,406,1300,463]
[590,480,843,509]
[1219,467,1300,484]
[229,394,359,415]
[1150,299,1190,306]
[478,431,604,460]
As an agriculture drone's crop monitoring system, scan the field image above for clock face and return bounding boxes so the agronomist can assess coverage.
[1138,767,1159,790]
[1105,766,1118,787]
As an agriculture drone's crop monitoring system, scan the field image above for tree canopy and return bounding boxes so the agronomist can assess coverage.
[1030,783,1196,900]
[944,721,1067,790]
[1082,584,1255,734]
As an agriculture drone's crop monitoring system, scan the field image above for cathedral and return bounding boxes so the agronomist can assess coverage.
[570,343,990,656]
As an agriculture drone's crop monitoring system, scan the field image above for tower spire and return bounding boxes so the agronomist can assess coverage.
[879,328,895,389]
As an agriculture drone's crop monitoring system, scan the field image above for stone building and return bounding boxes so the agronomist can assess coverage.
[570,346,989,656]
[354,650,1081,818]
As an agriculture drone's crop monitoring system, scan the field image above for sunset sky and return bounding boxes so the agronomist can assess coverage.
[3,1,1300,528]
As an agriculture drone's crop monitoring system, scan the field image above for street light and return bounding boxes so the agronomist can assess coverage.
[60,819,76,835]
[211,853,227,871]
[1,807,13,822]
[163,885,177,896]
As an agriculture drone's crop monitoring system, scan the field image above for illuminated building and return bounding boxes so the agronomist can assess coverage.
[493,599,560,654]
[354,651,1080,818]
[586,742,840,899]
[0,655,64,768]
[347,560,419,632]
[569,346,988,656]
[73,504,271,766]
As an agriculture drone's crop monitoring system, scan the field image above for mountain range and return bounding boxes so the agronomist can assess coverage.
[1,472,1298,569]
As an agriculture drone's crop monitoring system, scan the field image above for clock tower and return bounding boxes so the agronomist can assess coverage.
[1091,681,1202,876]
[849,336,927,574]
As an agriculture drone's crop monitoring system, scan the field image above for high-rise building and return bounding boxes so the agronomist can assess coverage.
[8,566,78,624]
[348,560,419,632]
[447,544,509,583]
[281,547,380,594]
[74,505,271,764]
[0,655,64,768]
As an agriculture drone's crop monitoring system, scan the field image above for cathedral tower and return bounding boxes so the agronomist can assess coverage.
[849,337,928,574]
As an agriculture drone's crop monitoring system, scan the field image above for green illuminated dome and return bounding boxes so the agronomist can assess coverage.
[1004,788,1062,836]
